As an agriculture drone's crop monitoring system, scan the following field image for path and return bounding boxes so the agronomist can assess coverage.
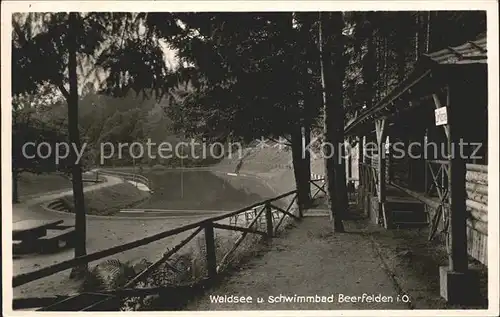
[186,213,409,310]
[12,173,124,222]
[125,180,151,192]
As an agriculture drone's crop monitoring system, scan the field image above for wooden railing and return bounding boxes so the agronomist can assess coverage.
[425,160,449,199]
[425,160,451,241]
[13,179,313,309]
[359,163,378,197]
[310,178,326,199]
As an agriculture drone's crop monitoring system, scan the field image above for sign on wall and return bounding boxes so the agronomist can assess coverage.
[435,107,448,126]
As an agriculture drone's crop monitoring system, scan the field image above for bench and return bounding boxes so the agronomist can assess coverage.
[12,219,75,255]
[13,219,64,241]
[39,227,76,254]
[12,239,39,255]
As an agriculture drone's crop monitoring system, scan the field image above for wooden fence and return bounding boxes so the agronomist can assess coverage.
[389,161,488,265]
[424,161,487,264]
[13,179,327,310]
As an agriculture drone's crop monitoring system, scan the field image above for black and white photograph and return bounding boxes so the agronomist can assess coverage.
[2,1,498,315]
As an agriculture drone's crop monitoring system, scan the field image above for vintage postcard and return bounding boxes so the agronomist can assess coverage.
[2,1,498,316]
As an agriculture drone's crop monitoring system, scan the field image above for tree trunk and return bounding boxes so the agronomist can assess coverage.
[425,11,431,53]
[291,127,309,215]
[13,169,20,204]
[415,13,420,60]
[319,12,347,232]
[67,12,88,278]
[302,123,312,205]
[362,13,376,110]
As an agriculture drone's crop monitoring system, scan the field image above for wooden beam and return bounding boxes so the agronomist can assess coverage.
[375,118,388,227]
[387,134,392,183]
[344,70,432,135]
[274,194,298,232]
[447,84,468,273]
[375,118,386,144]
[212,223,266,236]
[466,163,488,173]
[311,180,327,194]
[447,46,464,59]
[467,41,487,53]
[265,203,274,237]
[358,135,365,196]
[269,203,300,220]
[347,146,353,179]
[13,296,71,310]
[204,222,217,278]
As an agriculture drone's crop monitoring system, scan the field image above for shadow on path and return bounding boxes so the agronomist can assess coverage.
[185,212,410,310]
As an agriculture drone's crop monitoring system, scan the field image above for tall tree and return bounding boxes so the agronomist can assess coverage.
[319,12,348,231]
[66,12,88,277]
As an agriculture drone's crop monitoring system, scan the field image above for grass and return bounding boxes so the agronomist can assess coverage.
[17,172,72,198]
[60,182,150,215]
[17,171,106,201]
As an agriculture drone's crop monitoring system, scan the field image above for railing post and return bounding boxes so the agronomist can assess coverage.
[424,161,428,194]
[375,119,388,228]
[265,203,273,238]
[204,222,217,278]
[358,136,364,206]
[298,196,304,218]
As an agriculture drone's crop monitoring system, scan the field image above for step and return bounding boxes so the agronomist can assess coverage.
[393,221,429,228]
[388,201,424,213]
[48,200,68,211]
[392,210,428,223]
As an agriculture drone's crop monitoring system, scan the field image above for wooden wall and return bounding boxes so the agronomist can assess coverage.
[465,164,488,265]
[425,163,488,265]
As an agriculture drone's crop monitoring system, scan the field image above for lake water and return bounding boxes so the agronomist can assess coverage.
[134,170,275,212]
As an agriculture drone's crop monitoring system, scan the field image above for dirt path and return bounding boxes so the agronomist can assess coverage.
[12,174,124,222]
[186,215,409,310]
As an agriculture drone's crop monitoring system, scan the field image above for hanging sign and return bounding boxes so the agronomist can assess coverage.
[435,107,448,126]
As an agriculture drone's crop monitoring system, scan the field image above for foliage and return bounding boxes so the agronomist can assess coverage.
[80,259,136,292]
[12,91,68,174]
[146,13,323,141]
[343,11,486,119]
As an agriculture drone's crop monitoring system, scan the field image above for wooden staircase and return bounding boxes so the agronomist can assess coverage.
[384,185,429,228]
[384,191,427,228]
[47,199,70,212]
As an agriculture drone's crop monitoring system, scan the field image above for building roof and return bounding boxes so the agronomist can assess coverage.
[345,36,487,135]
[423,37,487,65]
